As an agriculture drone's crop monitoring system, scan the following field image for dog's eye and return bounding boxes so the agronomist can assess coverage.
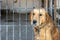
[39,14,42,16]
[33,13,35,16]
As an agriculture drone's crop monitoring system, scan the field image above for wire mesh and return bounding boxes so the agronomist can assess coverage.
[0,0,60,40]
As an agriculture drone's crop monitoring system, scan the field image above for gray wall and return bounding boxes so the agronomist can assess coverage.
[1,0,39,13]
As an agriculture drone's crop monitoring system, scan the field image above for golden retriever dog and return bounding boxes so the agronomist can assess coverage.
[30,8,60,40]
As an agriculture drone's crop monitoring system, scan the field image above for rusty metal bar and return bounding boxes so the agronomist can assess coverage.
[54,0,56,24]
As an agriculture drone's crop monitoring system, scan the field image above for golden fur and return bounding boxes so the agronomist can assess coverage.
[30,8,60,40]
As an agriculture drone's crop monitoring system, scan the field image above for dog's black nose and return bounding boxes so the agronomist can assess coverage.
[33,20,37,24]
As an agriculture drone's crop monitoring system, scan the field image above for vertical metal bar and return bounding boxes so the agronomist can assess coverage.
[51,0,53,18]
[6,24,8,40]
[44,0,46,40]
[49,0,52,16]
[6,0,8,40]
[13,11,14,40]
[45,0,48,11]
[51,0,54,20]
[57,0,59,40]
[6,6,8,40]
[32,0,34,40]
[57,0,59,26]
[33,0,34,8]
[57,0,59,27]
[39,0,41,40]
[19,0,22,40]
[56,0,57,25]
[54,0,56,24]
[26,0,27,40]
[13,0,14,40]
[48,0,49,14]
[19,0,21,40]
[0,1,1,40]
[19,12,21,40]
[0,11,1,40]
[39,0,40,40]
[44,0,45,8]
[31,0,34,40]
[40,0,41,8]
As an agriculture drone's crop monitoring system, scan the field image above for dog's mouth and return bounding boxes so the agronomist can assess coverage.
[32,22,47,29]
[31,22,42,26]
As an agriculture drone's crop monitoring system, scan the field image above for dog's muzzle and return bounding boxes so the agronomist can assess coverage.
[33,20,37,24]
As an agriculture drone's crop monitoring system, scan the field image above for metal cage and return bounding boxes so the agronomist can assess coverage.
[0,0,60,40]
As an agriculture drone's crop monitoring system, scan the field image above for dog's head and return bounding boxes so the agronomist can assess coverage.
[30,8,51,26]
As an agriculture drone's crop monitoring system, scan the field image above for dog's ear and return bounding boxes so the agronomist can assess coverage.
[45,12,51,23]
[28,9,34,21]
[27,11,32,21]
